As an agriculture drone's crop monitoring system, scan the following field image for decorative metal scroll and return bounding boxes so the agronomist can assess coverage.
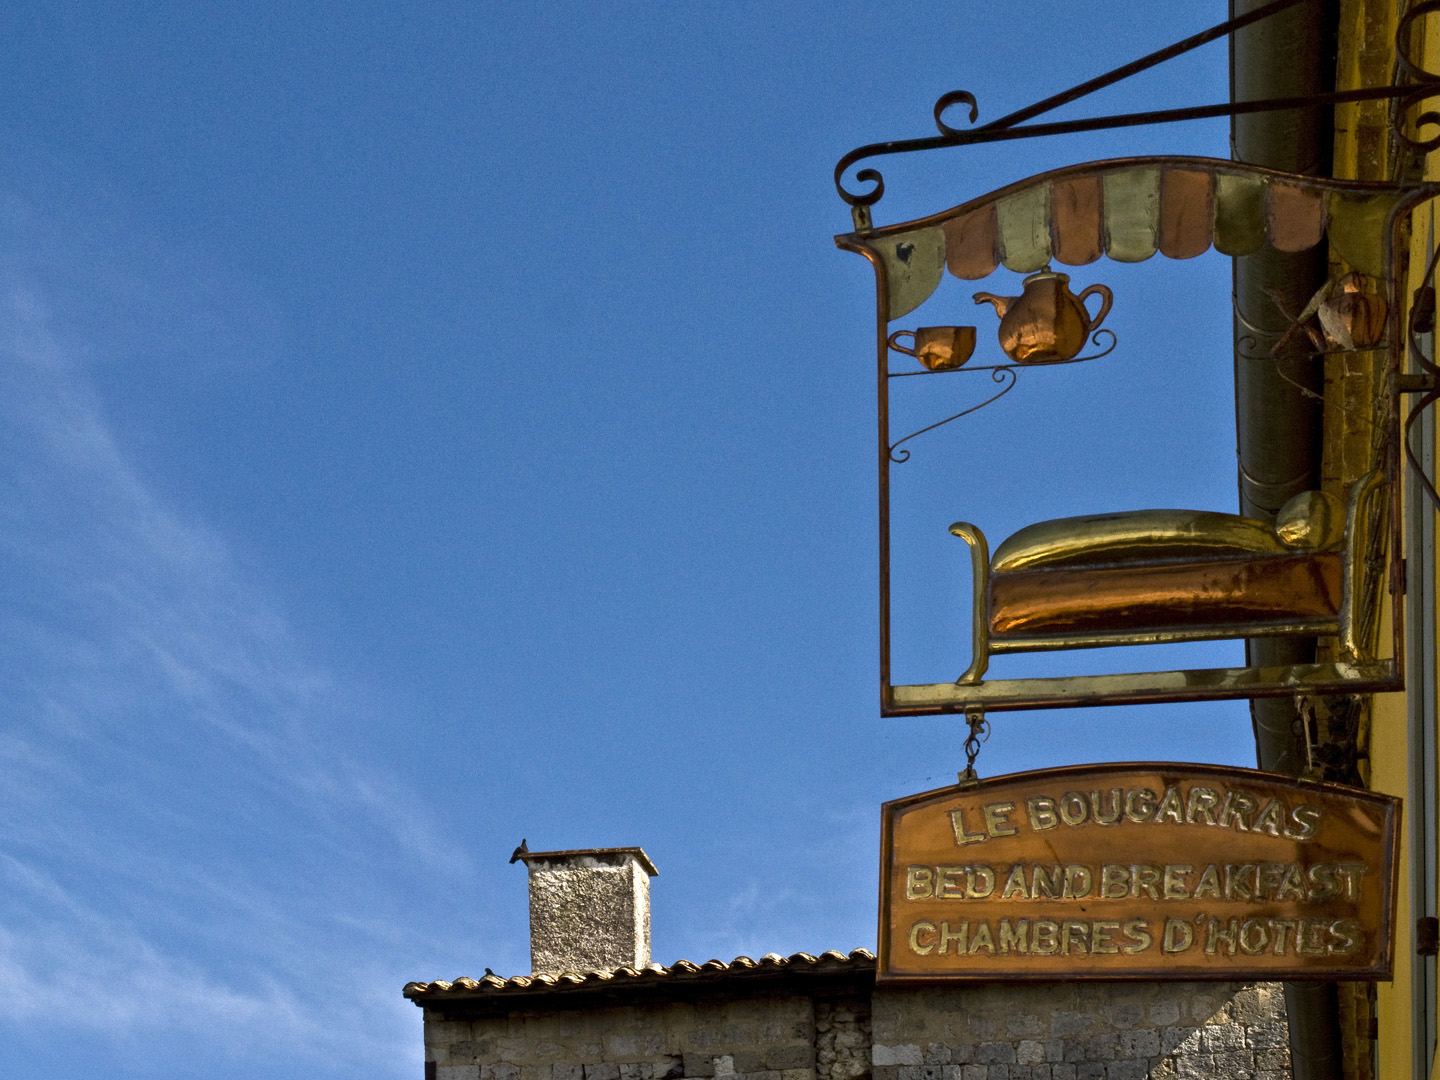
[1401,244,1440,511]
[888,368,1016,463]
[835,0,1440,222]
[886,335,1117,461]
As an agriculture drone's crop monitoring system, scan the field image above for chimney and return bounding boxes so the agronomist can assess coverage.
[511,844,659,974]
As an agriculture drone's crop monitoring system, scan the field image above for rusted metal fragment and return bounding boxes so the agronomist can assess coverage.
[998,183,1052,272]
[1158,167,1214,259]
[1049,175,1104,266]
[1214,171,1268,255]
[1102,167,1160,262]
[1327,191,1393,276]
[1267,180,1327,252]
[988,553,1340,637]
[943,205,999,280]
[877,226,946,320]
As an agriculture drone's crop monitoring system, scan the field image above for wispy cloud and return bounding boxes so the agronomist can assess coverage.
[0,229,465,1076]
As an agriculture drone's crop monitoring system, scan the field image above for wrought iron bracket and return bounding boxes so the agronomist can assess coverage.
[1393,372,1437,394]
[1404,259,1440,513]
[835,0,1440,216]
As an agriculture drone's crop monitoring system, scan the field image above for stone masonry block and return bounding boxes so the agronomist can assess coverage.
[1161,1027,1202,1057]
[874,1046,924,1067]
[871,1067,898,1080]
[1229,990,1262,1026]
[1016,1042,1045,1066]
[1075,1066,1104,1080]
[1255,986,1286,1021]
[976,1044,1016,1066]
[1148,1001,1180,1028]
[609,1036,641,1058]
[1050,1014,1090,1038]
[1247,1022,1287,1050]
[684,1054,716,1077]
[1254,1049,1289,1071]
[686,1028,719,1053]
[1209,1050,1255,1078]
[485,1065,521,1080]
[556,1066,585,1080]
[923,1045,952,1065]
[441,1069,482,1080]
[1103,1002,1145,1030]
[428,1021,471,1046]
[584,1065,620,1080]
[1049,1066,1075,1080]
[1118,1030,1159,1059]
[733,1052,766,1074]
[1108,1062,1148,1080]
[1008,1016,1046,1038]
[1200,1025,1245,1054]
[449,1042,483,1065]
[767,1047,813,1071]
[962,1065,987,1080]
[714,1057,735,1077]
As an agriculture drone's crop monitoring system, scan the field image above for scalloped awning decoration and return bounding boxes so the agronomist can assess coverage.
[863,157,1413,319]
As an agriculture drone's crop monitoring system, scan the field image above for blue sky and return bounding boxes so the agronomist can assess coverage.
[0,3,1254,1077]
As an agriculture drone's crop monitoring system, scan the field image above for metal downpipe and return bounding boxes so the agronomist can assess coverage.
[1230,3,1344,1079]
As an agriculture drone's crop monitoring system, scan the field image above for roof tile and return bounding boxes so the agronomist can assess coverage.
[404,949,877,1003]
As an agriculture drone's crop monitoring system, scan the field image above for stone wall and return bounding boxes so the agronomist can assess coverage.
[871,983,1289,1080]
[423,981,1290,1080]
[427,993,817,1080]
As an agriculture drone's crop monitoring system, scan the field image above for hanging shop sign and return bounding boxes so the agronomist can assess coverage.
[879,763,1399,981]
[829,0,1440,716]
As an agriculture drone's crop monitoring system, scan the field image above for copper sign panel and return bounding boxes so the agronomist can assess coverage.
[880,763,1399,981]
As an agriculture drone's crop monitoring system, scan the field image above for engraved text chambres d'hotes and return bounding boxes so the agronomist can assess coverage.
[879,764,1399,980]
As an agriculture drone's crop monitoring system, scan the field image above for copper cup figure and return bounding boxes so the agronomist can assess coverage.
[973,267,1113,363]
[887,326,977,371]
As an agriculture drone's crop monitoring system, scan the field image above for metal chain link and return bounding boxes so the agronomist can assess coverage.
[958,705,990,786]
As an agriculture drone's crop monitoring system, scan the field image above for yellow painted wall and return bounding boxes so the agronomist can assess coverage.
[1334,3,1436,1077]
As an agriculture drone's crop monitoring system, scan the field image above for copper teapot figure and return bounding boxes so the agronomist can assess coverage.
[973,267,1113,363]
